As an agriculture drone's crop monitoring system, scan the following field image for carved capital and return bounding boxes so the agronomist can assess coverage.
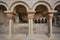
[27,10,36,19]
[47,13,53,20]
[4,10,15,19]
[28,13,35,19]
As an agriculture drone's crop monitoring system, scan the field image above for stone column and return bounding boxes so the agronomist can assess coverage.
[48,13,53,37]
[4,10,15,40]
[27,10,35,36]
[47,10,57,38]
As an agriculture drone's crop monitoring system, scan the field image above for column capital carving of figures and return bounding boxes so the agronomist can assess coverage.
[27,10,36,19]
[4,10,16,19]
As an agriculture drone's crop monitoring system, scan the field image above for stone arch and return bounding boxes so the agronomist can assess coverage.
[0,1,8,10]
[14,5,28,23]
[32,1,52,11]
[53,1,60,26]
[53,1,60,10]
[10,1,29,23]
[34,5,48,23]
[0,1,9,26]
[10,1,29,11]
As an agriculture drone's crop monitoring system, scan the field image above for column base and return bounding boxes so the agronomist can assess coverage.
[48,34,56,40]
[7,34,12,40]
[27,35,34,40]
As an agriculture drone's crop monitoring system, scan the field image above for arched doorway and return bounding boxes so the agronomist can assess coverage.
[13,5,28,34]
[34,5,48,34]
[0,5,9,34]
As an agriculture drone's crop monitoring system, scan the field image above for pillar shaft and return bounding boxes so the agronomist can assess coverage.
[27,11,35,36]
[47,13,53,37]
[9,19,12,35]
[4,10,15,39]
[49,17,53,35]
[9,19,13,37]
[28,18,34,35]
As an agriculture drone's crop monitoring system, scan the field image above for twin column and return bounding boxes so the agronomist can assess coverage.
[27,10,35,36]
[4,10,15,39]
[47,10,57,37]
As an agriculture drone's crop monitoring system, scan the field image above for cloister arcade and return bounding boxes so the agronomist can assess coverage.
[0,0,60,40]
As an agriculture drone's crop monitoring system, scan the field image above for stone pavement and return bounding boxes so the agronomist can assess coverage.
[0,34,50,40]
[54,34,60,40]
[0,34,60,40]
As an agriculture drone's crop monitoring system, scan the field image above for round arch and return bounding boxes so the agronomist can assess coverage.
[13,5,28,23]
[0,1,9,26]
[53,1,60,10]
[53,1,60,26]
[32,1,52,11]
[10,1,29,11]
[0,1,8,10]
